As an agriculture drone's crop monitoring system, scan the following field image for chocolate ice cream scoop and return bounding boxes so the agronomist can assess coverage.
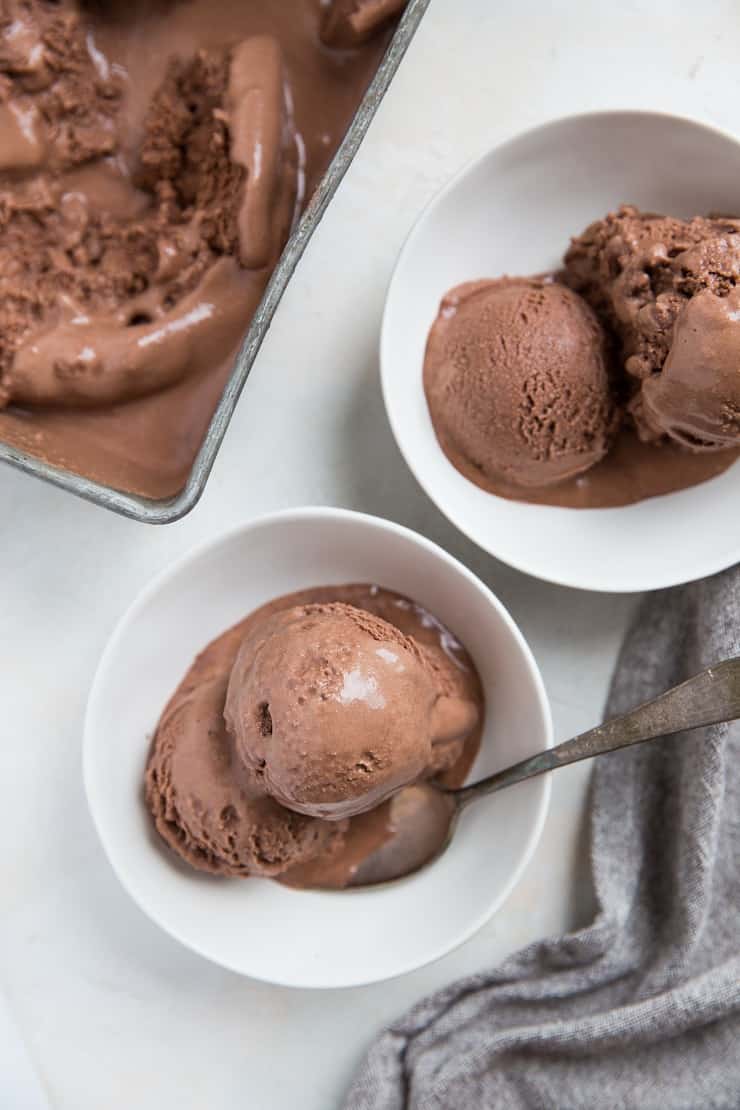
[145,654,346,879]
[224,35,299,271]
[637,289,740,450]
[145,585,484,884]
[225,601,478,821]
[424,278,617,491]
[565,205,740,451]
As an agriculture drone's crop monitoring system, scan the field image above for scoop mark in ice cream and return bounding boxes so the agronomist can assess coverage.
[224,35,297,270]
[0,24,297,409]
[145,584,483,889]
[257,701,273,737]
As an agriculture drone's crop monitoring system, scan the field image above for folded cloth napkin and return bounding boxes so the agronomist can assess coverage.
[346,566,740,1110]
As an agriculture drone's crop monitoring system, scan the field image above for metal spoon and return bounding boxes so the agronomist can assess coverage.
[345,656,740,888]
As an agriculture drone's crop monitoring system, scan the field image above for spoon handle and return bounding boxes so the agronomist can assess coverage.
[455,656,740,808]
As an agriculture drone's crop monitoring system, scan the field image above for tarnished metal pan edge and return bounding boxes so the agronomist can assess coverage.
[0,0,430,524]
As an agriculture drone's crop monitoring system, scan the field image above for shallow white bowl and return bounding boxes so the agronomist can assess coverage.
[381,110,740,593]
[84,508,552,988]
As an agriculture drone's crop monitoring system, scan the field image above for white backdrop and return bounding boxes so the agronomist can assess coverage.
[5,0,738,1105]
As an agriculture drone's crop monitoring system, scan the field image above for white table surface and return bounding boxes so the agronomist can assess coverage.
[2,0,735,1105]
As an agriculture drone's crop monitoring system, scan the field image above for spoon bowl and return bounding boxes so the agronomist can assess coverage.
[348,785,457,886]
[338,656,740,889]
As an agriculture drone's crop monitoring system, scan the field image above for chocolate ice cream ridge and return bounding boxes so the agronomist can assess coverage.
[321,0,408,46]
[565,205,740,453]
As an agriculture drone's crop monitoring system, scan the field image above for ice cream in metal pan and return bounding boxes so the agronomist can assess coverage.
[0,0,425,519]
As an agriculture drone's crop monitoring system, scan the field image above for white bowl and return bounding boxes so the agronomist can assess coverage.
[84,508,552,988]
[381,110,740,593]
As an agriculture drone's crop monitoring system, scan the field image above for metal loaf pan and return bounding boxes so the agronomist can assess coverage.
[0,0,429,524]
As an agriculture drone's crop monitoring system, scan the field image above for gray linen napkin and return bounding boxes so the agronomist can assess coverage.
[346,566,740,1110]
